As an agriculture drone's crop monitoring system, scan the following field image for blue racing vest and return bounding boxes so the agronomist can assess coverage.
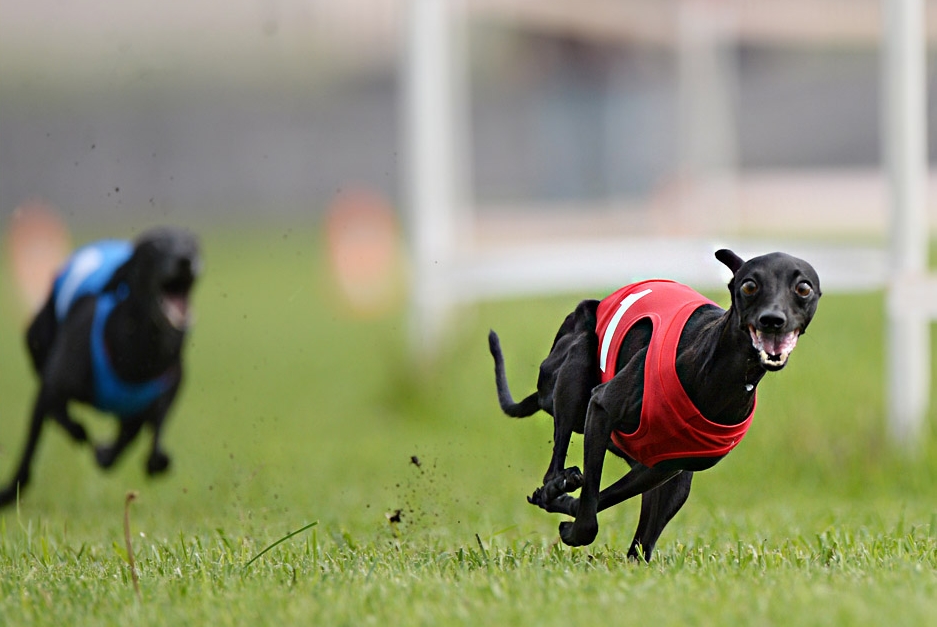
[52,240,173,418]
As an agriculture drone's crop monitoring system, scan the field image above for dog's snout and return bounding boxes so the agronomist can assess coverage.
[758,311,786,330]
[174,255,201,281]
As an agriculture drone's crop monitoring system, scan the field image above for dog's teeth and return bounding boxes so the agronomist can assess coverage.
[750,327,799,368]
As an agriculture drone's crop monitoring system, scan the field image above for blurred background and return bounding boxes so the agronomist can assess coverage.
[4,0,936,228]
[2,0,937,540]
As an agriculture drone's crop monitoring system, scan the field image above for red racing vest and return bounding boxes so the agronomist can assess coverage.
[596,280,755,467]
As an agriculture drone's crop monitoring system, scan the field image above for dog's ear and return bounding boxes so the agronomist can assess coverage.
[715,249,745,275]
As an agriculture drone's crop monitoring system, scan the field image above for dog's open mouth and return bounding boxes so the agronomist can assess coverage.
[749,326,799,370]
[160,276,194,331]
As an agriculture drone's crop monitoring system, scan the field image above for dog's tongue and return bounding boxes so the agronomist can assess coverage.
[749,327,799,368]
[161,294,190,330]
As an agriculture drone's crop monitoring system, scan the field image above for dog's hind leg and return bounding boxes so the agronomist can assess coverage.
[528,467,583,509]
[541,333,595,484]
[527,373,591,507]
[25,296,57,375]
[0,391,58,507]
[626,472,694,562]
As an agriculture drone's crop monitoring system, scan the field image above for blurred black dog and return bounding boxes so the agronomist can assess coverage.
[490,249,820,560]
[0,227,200,507]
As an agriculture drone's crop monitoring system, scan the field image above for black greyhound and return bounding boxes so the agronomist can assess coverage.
[0,227,200,508]
[489,249,820,560]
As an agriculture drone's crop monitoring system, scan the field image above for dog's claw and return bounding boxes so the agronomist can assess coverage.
[563,467,583,492]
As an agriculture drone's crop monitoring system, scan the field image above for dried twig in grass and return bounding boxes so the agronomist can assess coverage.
[123,491,141,603]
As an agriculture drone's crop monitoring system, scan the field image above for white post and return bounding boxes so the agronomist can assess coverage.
[676,0,739,235]
[402,0,459,359]
[882,0,929,446]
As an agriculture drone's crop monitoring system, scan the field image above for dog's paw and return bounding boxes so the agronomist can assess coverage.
[0,477,28,509]
[0,487,18,509]
[561,467,583,492]
[530,467,584,509]
[95,446,117,469]
[559,519,598,547]
[146,451,171,476]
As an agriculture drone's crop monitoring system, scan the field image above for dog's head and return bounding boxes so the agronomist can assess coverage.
[113,227,201,332]
[716,249,820,371]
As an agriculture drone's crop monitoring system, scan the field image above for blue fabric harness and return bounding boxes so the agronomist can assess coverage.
[53,241,173,418]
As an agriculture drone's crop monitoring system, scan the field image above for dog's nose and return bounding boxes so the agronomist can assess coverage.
[176,257,195,277]
[758,311,786,330]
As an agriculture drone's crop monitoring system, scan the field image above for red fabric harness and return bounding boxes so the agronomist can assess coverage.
[596,280,755,467]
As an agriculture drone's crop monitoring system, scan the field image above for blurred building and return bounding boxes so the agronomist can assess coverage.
[2,0,937,232]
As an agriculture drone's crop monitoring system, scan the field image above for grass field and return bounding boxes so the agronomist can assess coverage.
[3,226,937,625]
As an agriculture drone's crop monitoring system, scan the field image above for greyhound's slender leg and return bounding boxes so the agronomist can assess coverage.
[95,418,145,469]
[530,335,595,507]
[595,466,682,513]
[144,403,174,475]
[626,471,693,562]
[541,463,681,519]
[547,337,595,478]
[96,381,178,473]
[49,406,88,443]
[0,390,57,507]
[556,395,616,547]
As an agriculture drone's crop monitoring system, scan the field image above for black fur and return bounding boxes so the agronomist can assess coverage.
[0,227,200,508]
[490,249,820,560]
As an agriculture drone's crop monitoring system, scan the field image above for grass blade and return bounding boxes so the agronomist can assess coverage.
[244,521,318,569]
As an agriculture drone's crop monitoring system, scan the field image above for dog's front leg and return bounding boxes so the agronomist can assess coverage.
[595,465,682,514]
[626,471,694,562]
[145,418,171,476]
[143,389,178,475]
[97,385,177,475]
[95,418,145,470]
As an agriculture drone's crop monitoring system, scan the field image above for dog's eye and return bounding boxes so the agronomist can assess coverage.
[740,280,758,296]
[795,281,813,298]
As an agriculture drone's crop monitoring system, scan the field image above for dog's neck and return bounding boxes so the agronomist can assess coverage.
[104,296,185,382]
[677,306,765,426]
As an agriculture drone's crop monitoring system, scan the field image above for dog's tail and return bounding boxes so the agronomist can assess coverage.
[488,330,540,418]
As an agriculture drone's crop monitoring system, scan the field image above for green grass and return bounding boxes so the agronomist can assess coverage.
[3,226,937,625]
